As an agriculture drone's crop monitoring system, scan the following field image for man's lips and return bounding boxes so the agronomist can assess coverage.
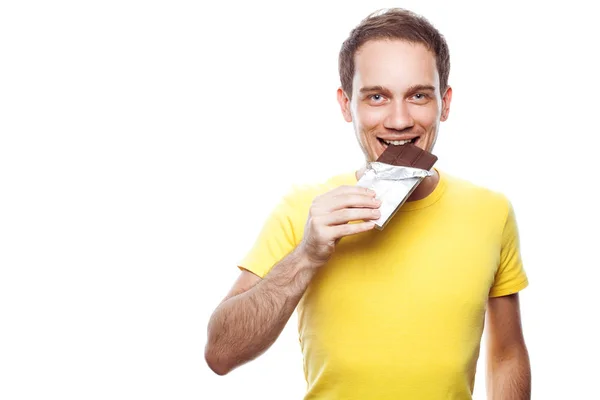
[377,136,420,146]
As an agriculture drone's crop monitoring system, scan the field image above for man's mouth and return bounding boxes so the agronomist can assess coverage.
[377,137,419,147]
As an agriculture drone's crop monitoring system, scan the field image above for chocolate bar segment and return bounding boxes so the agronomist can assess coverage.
[376,143,438,170]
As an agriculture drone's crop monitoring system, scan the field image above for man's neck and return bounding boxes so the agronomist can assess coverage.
[355,166,439,202]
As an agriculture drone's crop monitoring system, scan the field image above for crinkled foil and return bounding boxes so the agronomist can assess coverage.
[356,162,433,230]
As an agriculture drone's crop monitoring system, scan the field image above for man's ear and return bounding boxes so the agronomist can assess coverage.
[337,87,353,122]
[440,86,452,122]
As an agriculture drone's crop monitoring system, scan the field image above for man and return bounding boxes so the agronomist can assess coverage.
[205,8,531,400]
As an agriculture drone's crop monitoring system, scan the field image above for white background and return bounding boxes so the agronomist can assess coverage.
[1,1,599,399]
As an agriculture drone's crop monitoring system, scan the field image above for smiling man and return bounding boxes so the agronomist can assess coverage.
[205,8,531,400]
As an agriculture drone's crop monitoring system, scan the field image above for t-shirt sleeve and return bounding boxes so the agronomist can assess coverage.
[489,200,529,297]
[237,192,301,279]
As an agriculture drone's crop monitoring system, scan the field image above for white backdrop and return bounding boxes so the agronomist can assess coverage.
[1,1,599,399]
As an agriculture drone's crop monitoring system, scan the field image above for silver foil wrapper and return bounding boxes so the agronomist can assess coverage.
[356,162,433,230]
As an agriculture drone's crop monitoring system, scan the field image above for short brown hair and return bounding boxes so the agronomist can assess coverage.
[339,8,450,98]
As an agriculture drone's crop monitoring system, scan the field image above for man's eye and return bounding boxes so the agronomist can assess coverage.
[370,94,383,101]
[413,93,428,100]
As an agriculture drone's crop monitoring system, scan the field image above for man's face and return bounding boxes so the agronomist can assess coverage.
[338,39,452,162]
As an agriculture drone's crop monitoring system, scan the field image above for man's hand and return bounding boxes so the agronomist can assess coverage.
[299,185,380,267]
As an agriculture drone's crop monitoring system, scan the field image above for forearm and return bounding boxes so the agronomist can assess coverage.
[205,247,318,375]
[486,348,531,400]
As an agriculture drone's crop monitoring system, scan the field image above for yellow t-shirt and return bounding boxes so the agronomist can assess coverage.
[239,169,528,399]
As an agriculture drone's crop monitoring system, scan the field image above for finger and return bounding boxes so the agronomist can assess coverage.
[326,185,376,198]
[320,193,381,212]
[331,221,377,239]
[321,207,381,226]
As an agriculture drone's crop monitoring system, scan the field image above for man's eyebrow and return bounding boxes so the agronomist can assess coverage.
[406,84,436,93]
[359,85,389,94]
[359,84,436,95]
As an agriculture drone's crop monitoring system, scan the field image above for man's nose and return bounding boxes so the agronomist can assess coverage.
[383,100,414,132]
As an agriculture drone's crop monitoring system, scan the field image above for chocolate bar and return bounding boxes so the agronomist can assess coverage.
[376,143,438,170]
[356,143,438,230]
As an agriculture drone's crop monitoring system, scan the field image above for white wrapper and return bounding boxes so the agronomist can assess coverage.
[356,162,433,230]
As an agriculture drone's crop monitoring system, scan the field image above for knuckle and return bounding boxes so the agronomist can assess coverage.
[340,209,352,221]
[353,195,366,205]
[311,217,324,229]
[340,224,353,236]
[354,194,368,204]
[363,196,377,207]
[309,216,321,229]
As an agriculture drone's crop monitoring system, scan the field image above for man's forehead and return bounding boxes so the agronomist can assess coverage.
[354,39,435,63]
[353,39,439,90]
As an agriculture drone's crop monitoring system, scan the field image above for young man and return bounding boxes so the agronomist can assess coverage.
[205,8,531,400]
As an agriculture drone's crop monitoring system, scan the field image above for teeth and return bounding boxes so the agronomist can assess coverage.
[382,138,415,145]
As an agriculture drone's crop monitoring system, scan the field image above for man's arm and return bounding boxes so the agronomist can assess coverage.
[205,247,318,376]
[486,293,531,400]
[204,185,380,376]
